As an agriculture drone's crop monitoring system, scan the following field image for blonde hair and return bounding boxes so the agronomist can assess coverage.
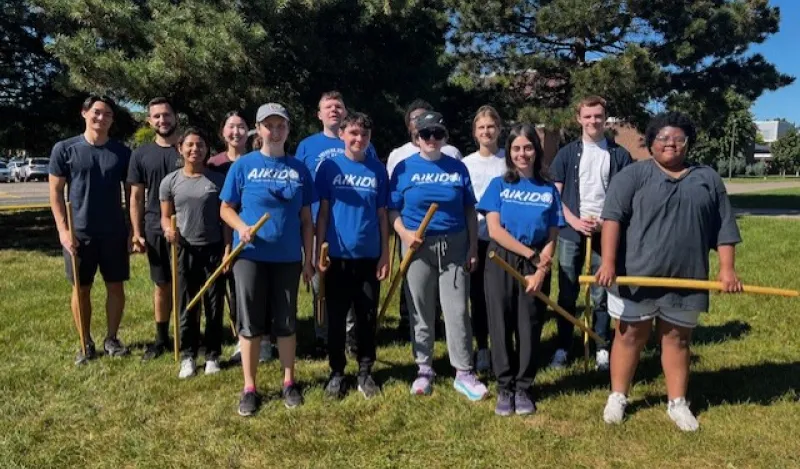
[472,105,503,132]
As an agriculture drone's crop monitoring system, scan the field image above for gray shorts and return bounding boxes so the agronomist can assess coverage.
[233,258,301,338]
[607,292,701,328]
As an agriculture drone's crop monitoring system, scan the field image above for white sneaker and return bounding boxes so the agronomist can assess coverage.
[476,349,491,373]
[550,349,568,369]
[596,349,610,371]
[204,359,221,375]
[603,392,627,424]
[259,340,272,363]
[178,357,196,379]
[230,342,242,363]
[667,397,699,432]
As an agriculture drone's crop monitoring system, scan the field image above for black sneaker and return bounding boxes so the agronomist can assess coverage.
[103,336,130,357]
[325,373,347,400]
[141,341,168,361]
[357,373,380,399]
[74,338,97,366]
[238,391,260,417]
[282,383,304,409]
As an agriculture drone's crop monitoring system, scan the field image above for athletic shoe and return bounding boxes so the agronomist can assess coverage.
[141,342,168,361]
[603,392,628,424]
[549,348,568,369]
[495,390,514,416]
[596,349,610,371]
[325,373,347,400]
[282,383,303,409]
[74,338,97,366]
[410,368,435,396]
[667,397,699,432]
[238,390,260,417]
[178,358,196,379]
[453,371,489,401]
[514,390,537,415]
[204,359,221,375]
[357,374,380,399]
[229,342,242,363]
[476,349,491,373]
[259,340,272,363]
[103,336,130,357]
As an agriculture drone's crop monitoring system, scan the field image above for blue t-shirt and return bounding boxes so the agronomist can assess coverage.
[296,132,379,221]
[389,153,477,235]
[220,151,313,263]
[316,154,389,259]
[477,176,566,246]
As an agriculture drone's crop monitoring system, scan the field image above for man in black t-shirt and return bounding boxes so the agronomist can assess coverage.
[49,95,133,365]
[128,97,183,360]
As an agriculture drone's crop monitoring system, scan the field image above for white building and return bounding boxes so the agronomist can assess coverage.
[753,120,795,160]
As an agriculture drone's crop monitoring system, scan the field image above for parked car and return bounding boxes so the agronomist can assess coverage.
[7,161,24,182]
[20,158,50,182]
[0,162,10,183]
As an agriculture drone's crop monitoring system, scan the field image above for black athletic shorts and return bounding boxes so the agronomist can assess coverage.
[233,258,301,338]
[64,235,130,286]
[145,231,172,285]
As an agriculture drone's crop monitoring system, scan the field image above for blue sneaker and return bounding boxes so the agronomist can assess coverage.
[495,389,514,416]
[453,371,488,401]
[515,390,536,415]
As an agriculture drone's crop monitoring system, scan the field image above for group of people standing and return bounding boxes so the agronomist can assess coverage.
[49,91,743,432]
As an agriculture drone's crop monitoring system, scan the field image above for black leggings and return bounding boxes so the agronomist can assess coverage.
[469,240,490,349]
[177,242,224,360]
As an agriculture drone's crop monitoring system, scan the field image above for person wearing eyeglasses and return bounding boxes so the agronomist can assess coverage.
[549,96,633,371]
[389,111,488,401]
[595,112,742,432]
[220,103,315,416]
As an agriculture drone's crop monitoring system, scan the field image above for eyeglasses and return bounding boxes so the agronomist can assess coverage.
[418,128,446,141]
[654,135,689,146]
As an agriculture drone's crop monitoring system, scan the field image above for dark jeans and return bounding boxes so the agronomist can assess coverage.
[556,235,610,351]
[469,239,490,349]
[178,242,224,360]
[325,258,379,374]
[484,242,549,392]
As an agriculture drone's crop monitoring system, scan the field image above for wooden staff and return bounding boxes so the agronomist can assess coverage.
[488,251,607,345]
[378,203,439,321]
[66,201,86,356]
[170,215,180,361]
[316,242,330,327]
[583,236,592,371]
[388,232,397,280]
[183,213,271,315]
[578,275,799,297]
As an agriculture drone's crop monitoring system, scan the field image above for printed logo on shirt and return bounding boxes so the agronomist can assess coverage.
[410,172,462,184]
[315,148,345,171]
[246,167,300,181]
[499,188,553,206]
[332,174,377,191]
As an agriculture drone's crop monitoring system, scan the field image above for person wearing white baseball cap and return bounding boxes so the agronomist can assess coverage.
[220,102,315,416]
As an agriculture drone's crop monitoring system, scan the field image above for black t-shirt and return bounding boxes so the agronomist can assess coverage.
[602,159,742,311]
[49,135,131,238]
[207,152,235,175]
[126,142,182,234]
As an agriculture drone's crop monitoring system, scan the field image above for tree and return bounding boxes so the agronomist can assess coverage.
[447,0,794,132]
[771,128,800,175]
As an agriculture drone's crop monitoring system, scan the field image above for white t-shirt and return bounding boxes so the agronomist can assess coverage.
[386,141,463,178]
[462,150,506,241]
[578,139,611,219]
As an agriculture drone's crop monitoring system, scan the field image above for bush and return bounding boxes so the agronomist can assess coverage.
[717,156,746,177]
[745,161,767,177]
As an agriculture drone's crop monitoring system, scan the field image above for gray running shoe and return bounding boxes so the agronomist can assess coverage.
[103,336,130,357]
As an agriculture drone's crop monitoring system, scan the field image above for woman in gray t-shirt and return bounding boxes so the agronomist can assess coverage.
[159,128,229,379]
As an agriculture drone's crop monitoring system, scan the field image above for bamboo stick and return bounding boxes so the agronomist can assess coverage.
[578,275,799,297]
[66,201,86,356]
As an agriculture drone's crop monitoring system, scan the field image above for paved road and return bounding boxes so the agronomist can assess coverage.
[0,181,50,209]
[724,180,800,194]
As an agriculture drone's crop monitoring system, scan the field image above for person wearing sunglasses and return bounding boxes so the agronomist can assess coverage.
[388,111,488,401]
[595,112,742,432]
[220,103,315,416]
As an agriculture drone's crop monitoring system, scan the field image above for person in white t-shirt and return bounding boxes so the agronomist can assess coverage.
[461,105,506,373]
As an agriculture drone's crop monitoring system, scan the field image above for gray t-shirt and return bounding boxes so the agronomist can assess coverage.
[159,168,226,245]
[601,159,742,312]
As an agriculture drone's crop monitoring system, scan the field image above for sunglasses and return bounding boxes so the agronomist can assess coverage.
[418,128,446,141]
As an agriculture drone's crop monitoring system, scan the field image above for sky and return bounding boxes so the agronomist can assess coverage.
[750,0,800,124]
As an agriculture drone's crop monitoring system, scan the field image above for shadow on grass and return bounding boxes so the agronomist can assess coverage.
[729,193,800,210]
[0,208,61,256]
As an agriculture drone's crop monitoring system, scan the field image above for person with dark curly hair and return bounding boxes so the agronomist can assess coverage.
[595,112,743,432]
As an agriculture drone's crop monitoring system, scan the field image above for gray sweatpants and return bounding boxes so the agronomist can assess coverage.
[402,229,473,371]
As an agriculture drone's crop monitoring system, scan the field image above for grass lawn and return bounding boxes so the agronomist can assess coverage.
[1,209,799,468]
[729,187,800,210]
[726,176,800,184]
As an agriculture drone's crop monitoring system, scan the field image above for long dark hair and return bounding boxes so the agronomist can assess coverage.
[503,124,546,184]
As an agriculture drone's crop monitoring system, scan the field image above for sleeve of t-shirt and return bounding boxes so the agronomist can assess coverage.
[126,148,143,184]
[388,161,404,211]
[120,145,132,183]
[449,145,464,160]
[476,177,502,214]
[49,141,68,177]
[549,184,566,228]
[301,165,314,207]
[386,150,399,179]
[550,147,567,183]
[366,143,380,162]
[460,163,477,207]
[376,165,389,209]
[601,165,637,224]
[295,140,307,164]
[711,171,742,247]
[220,162,242,205]
[158,172,175,202]
[315,161,331,201]
[615,147,634,172]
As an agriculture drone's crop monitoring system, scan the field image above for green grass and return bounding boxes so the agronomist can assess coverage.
[726,176,800,184]
[1,210,799,468]
[729,188,800,210]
